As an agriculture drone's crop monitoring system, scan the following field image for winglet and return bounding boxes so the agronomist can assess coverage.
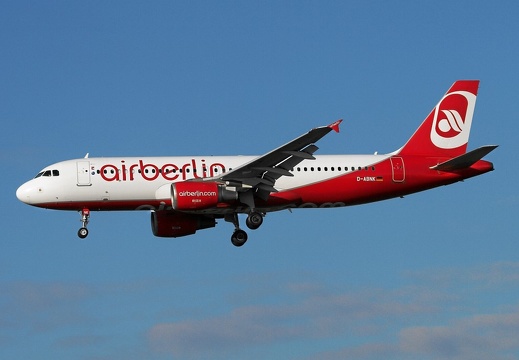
[328,119,342,133]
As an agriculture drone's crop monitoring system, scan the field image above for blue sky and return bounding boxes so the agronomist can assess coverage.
[1,1,517,359]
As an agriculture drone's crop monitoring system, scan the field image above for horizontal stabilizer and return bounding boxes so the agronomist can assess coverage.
[430,145,498,171]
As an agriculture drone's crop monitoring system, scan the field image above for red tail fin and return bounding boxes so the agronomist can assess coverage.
[398,80,479,157]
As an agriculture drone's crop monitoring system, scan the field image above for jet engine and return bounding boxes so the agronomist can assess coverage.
[151,211,215,237]
[171,181,238,211]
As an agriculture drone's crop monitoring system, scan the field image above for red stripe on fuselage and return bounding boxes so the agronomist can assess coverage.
[270,157,494,207]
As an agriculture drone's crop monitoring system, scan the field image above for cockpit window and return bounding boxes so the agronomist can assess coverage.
[34,169,59,178]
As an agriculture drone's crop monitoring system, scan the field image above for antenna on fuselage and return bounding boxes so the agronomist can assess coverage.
[84,153,89,158]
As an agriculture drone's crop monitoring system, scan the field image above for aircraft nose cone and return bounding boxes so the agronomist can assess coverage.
[16,182,33,204]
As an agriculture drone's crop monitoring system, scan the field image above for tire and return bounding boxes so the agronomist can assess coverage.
[231,229,248,247]
[78,227,89,239]
[245,212,263,230]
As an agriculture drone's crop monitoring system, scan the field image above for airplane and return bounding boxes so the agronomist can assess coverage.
[16,80,497,247]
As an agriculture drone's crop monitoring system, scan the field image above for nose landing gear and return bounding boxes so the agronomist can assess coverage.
[77,208,90,239]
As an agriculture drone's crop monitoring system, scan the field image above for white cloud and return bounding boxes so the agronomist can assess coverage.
[400,310,519,360]
[0,281,94,333]
[147,287,433,358]
[4,262,519,359]
[147,262,519,359]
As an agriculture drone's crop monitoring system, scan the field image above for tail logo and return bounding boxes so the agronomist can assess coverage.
[430,91,477,149]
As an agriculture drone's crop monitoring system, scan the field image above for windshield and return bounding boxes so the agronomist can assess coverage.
[34,169,59,178]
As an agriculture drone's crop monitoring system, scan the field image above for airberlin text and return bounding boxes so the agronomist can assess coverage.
[177,190,217,197]
[99,159,226,182]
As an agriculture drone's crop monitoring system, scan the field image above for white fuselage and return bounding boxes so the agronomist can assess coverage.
[16,154,388,211]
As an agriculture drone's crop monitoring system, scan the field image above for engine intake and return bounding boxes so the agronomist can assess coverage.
[171,181,238,211]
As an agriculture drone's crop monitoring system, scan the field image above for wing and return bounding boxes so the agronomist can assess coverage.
[214,120,342,208]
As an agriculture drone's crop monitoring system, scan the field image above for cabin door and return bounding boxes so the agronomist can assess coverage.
[390,157,405,183]
[77,161,91,186]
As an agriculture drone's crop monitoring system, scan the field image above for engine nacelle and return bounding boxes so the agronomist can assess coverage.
[171,181,238,211]
[151,211,215,237]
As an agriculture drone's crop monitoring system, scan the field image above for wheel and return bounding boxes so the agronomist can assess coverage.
[78,227,89,239]
[231,229,248,247]
[245,211,263,230]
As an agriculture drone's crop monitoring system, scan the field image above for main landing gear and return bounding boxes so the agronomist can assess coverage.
[245,211,263,230]
[77,208,90,239]
[227,211,264,247]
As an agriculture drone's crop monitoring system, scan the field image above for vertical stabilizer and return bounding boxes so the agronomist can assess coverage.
[398,80,479,157]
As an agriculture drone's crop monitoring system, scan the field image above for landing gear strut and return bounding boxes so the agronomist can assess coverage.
[78,208,90,239]
[226,213,247,247]
[225,211,264,247]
